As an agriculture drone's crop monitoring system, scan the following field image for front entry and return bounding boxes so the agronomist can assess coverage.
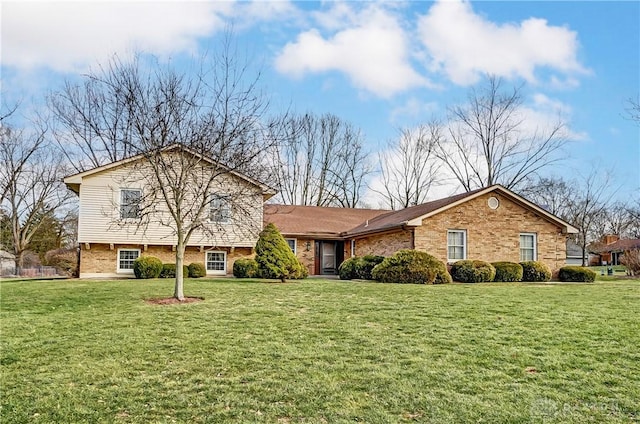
[314,241,344,275]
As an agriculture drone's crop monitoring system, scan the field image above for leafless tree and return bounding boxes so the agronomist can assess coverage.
[626,96,640,123]
[375,124,442,210]
[271,112,371,207]
[50,41,282,300]
[521,176,575,219]
[435,75,569,192]
[524,171,619,265]
[0,112,72,268]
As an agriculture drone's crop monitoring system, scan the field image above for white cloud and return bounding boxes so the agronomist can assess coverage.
[275,5,429,98]
[521,93,588,141]
[1,1,233,72]
[417,0,587,86]
[389,97,439,126]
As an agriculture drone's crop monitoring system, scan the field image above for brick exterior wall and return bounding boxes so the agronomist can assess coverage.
[353,229,413,257]
[413,192,567,272]
[79,243,253,277]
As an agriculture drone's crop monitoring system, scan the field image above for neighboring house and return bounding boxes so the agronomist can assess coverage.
[64,147,276,278]
[566,240,588,266]
[0,250,16,274]
[267,185,579,276]
[589,235,640,266]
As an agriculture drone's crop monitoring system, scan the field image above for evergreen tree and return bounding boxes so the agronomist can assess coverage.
[255,223,307,282]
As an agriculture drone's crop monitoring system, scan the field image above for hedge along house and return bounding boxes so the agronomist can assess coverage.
[263,205,389,276]
[64,146,276,278]
[267,185,578,275]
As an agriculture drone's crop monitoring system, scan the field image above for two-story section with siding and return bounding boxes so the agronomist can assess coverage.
[64,148,276,278]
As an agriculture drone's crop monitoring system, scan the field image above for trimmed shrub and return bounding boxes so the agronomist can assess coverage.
[338,257,358,280]
[133,256,163,279]
[559,266,596,282]
[159,263,189,278]
[492,261,523,282]
[520,261,552,282]
[450,260,496,283]
[188,262,206,278]
[356,255,385,280]
[371,250,451,284]
[233,258,259,278]
[255,223,307,282]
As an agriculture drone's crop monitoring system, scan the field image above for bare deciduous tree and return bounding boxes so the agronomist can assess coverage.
[50,43,281,300]
[272,112,371,207]
[527,171,618,266]
[0,113,72,269]
[435,75,568,192]
[375,124,442,210]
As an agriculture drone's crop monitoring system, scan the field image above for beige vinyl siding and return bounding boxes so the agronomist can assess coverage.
[77,162,263,247]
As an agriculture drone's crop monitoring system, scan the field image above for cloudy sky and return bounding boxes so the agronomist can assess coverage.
[2,0,639,203]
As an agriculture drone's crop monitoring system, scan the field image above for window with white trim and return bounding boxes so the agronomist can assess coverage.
[210,195,231,224]
[285,238,297,254]
[350,239,356,257]
[117,249,140,272]
[447,230,466,262]
[120,189,141,219]
[206,251,226,274]
[520,233,537,261]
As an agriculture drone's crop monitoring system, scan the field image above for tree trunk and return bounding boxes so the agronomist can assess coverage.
[174,240,185,301]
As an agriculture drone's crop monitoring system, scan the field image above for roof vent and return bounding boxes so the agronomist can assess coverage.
[365,220,369,227]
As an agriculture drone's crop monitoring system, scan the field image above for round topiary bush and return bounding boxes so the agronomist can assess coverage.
[233,258,259,278]
[558,266,596,282]
[188,262,206,278]
[159,263,189,278]
[355,255,385,280]
[338,257,359,280]
[492,261,523,282]
[133,256,163,279]
[520,261,552,282]
[450,260,496,283]
[255,223,307,282]
[371,250,451,284]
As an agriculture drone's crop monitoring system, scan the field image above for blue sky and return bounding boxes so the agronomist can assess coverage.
[2,0,639,204]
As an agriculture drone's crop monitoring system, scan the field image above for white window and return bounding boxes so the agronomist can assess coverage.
[117,249,140,273]
[206,251,227,275]
[285,238,297,254]
[520,233,537,261]
[447,230,466,262]
[120,189,141,219]
[210,195,231,224]
[350,239,356,257]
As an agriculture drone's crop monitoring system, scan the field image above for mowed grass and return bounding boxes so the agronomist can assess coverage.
[1,279,639,423]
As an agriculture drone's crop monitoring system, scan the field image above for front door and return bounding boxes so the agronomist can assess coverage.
[314,241,345,275]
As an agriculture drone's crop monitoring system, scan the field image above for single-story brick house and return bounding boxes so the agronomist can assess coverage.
[267,185,579,276]
[589,235,640,266]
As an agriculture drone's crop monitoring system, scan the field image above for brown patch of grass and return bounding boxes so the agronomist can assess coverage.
[145,296,204,305]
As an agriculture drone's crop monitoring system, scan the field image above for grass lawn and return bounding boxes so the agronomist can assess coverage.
[1,278,639,423]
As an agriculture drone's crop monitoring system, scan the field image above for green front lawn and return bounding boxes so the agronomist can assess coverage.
[1,278,638,423]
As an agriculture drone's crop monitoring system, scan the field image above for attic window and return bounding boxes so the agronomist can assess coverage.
[488,196,500,210]
[120,189,141,219]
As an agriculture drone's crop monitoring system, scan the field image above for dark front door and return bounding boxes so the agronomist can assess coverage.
[314,241,344,275]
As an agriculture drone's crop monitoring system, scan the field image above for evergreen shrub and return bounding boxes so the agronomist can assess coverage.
[558,266,596,282]
[491,261,523,282]
[188,262,206,278]
[233,258,260,278]
[133,256,163,279]
[371,250,451,284]
[450,260,496,283]
[159,263,189,278]
[520,261,552,282]
[255,223,307,282]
